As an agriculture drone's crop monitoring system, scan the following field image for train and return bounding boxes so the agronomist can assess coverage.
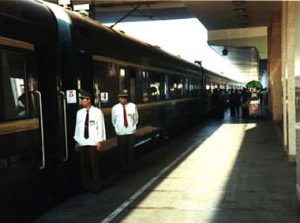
[0,0,241,222]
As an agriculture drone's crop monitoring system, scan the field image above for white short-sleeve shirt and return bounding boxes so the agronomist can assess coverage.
[74,106,106,146]
[111,102,138,135]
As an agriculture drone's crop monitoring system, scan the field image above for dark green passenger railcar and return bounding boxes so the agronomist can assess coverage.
[0,1,240,222]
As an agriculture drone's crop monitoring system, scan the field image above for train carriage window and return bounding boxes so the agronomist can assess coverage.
[0,50,28,120]
[164,74,170,99]
[169,75,184,99]
[159,73,166,100]
[128,67,137,103]
[149,72,162,102]
[137,70,149,103]
[119,68,126,92]
[184,77,190,97]
[93,61,119,107]
[190,78,198,96]
[93,80,100,108]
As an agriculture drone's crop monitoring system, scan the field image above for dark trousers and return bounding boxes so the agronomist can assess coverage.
[80,146,101,190]
[117,134,135,172]
[230,105,236,117]
[242,106,249,118]
[235,105,240,117]
[230,105,240,117]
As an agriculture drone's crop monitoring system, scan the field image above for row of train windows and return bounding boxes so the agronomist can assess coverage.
[93,61,204,108]
[0,49,204,121]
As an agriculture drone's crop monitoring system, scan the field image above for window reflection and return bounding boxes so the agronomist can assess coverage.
[169,75,183,99]
[1,50,28,120]
[149,73,161,101]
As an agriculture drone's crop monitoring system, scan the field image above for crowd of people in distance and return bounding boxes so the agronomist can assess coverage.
[209,87,266,119]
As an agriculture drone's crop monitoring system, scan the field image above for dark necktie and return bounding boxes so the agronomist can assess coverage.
[123,105,128,128]
[84,109,89,138]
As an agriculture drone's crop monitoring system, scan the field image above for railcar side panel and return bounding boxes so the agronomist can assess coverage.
[0,1,242,222]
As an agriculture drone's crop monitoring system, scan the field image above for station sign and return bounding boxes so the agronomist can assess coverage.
[100,92,109,103]
[66,90,77,104]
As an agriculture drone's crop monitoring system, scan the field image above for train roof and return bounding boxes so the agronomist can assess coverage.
[62,8,241,85]
[0,0,57,47]
[0,0,241,84]
[54,5,204,77]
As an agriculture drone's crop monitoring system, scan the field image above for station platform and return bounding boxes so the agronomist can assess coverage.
[34,115,300,223]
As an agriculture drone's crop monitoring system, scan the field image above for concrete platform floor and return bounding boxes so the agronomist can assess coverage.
[34,117,300,223]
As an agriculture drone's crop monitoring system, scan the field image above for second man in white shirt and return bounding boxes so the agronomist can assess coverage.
[112,90,138,173]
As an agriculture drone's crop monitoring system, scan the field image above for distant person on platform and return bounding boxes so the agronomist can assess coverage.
[233,89,241,117]
[211,88,224,118]
[112,90,139,173]
[229,89,236,117]
[74,89,106,192]
[241,88,250,118]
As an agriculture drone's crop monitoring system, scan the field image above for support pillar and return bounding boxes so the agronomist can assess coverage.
[281,2,288,151]
[286,2,296,162]
[294,2,300,201]
[268,11,282,123]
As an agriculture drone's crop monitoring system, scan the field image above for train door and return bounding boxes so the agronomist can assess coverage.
[51,52,93,191]
[0,38,47,221]
[32,3,77,196]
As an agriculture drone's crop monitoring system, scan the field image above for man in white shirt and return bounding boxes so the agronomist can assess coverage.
[74,90,106,191]
[112,90,138,173]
